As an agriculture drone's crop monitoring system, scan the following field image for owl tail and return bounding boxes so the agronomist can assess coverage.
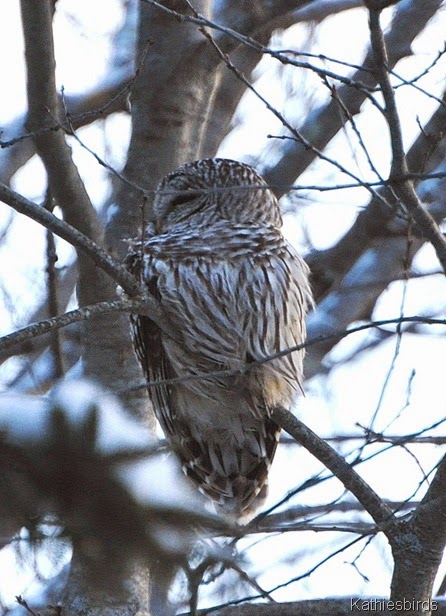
[176,416,280,521]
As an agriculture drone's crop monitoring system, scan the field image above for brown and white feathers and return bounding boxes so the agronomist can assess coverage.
[127,158,312,519]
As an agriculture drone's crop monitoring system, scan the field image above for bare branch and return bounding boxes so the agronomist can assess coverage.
[307,89,446,301]
[366,5,446,273]
[270,407,396,529]
[388,454,446,609]
[141,0,313,52]
[195,23,389,206]
[20,0,113,308]
[264,0,443,194]
[256,499,418,532]
[0,263,78,364]
[0,182,139,297]
[0,299,143,354]
[0,4,134,185]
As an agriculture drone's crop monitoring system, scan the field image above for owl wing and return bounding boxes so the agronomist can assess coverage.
[127,249,177,438]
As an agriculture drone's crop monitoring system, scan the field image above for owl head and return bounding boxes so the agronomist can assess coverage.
[152,158,282,233]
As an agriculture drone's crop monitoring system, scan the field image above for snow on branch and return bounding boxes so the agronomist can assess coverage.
[0,379,227,584]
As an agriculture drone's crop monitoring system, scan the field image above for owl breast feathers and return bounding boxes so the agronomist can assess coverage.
[127,158,312,519]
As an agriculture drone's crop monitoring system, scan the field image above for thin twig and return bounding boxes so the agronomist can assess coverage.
[270,406,396,530]
[122,315,446,392]
[193,12,391,208]
[15,596,40,616]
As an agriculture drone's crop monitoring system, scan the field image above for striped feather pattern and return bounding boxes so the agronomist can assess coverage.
[127,158,311,519]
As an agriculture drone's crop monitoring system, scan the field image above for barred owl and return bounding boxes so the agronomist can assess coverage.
[127,158,312,519]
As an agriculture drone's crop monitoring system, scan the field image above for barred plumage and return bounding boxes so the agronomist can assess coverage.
[127,158,312,518]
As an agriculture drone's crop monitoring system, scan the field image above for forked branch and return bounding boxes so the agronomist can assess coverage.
[366,2,446,273]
